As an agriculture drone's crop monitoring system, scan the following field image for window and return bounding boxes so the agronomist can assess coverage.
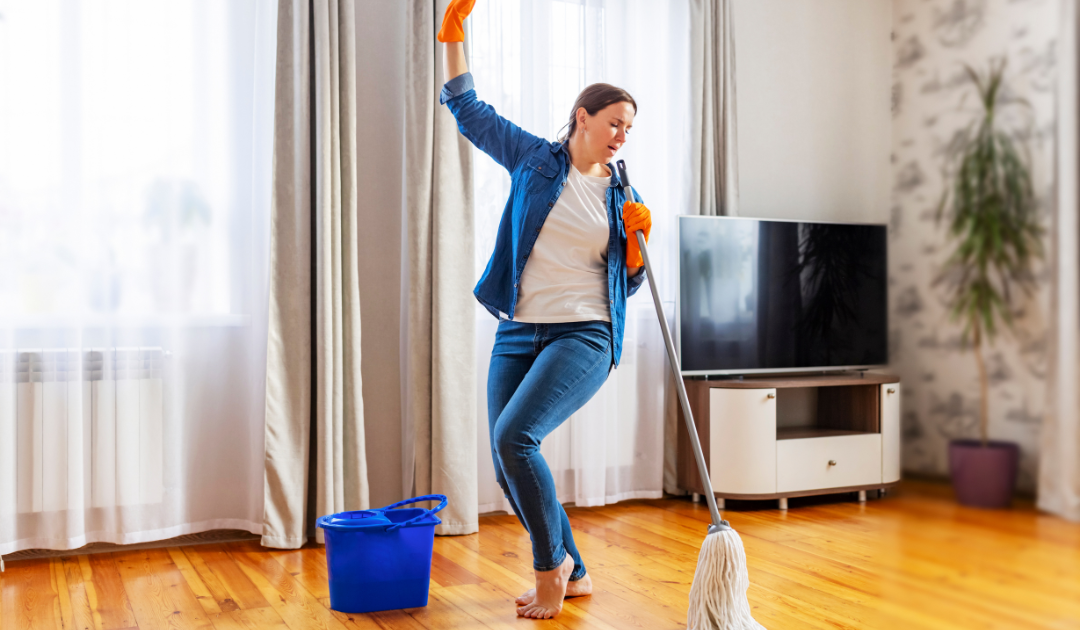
[468,0,604,280]
[0,1,265,326]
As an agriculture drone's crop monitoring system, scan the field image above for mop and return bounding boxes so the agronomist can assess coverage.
[617,160,766,630]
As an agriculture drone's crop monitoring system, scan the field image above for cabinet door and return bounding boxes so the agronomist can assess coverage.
[709,388,776,494]
[777,434,882,492]
[881,382,901,483]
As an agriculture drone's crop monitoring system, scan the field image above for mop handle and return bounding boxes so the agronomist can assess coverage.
[615,160,728,533]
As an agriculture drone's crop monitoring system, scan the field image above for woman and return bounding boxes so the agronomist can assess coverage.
[438,0,653,620]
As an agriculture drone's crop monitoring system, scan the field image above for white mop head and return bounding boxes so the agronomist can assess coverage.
[687,528,766,630]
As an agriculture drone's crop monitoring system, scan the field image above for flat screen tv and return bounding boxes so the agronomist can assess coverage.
[677,216,888,375]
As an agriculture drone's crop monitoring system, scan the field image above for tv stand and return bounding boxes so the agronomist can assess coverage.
[676,371,901,509]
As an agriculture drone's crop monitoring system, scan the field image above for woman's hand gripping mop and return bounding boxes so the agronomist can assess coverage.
[617,160,766,630]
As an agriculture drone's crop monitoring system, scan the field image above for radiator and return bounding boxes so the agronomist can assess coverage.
[0,347,165,514]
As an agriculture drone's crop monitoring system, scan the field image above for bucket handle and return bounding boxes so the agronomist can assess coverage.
[380,494,448,531]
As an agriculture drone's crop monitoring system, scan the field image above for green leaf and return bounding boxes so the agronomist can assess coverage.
[937,55,1044,408]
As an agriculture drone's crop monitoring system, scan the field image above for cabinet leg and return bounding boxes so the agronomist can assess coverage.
[717,497,725,510]
[858,490,867,503]
[778,497,788,510]
[692,492,701,504]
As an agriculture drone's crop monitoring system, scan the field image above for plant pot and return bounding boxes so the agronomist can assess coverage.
[948,439,1020,509]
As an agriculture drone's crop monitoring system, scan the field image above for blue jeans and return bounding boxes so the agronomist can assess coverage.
[487,319,613,580]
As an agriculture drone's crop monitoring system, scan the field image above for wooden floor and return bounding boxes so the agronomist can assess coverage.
[3,480,1079,629]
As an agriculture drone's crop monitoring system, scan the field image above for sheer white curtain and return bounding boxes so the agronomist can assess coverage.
[0,1,276,555]
[468,0,691,512]
[1039,0,1080,522]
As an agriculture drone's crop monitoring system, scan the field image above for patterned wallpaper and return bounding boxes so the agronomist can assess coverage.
[890,0,1058,492]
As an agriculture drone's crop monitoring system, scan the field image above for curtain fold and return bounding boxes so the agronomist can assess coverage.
[1039,0,1080,522]
[313,0,368,542]
[263,0,368,549]
[690,0,739,218]
[402,0,479,536]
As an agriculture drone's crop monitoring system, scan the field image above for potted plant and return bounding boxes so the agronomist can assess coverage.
[934,58,1043,509]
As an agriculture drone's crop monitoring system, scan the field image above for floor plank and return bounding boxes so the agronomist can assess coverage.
[208,606,291,630]
[390,589,488,630]
[436,582,558,630]
[189,545,269,612]
[178,547,240,613]
[52,557,76,629]
[59,556,97,630]
[113,548,213,630]
[428,550,485,589]
[1,558,59,630]
[228,542,349,630]
[82,553,138,630]
[315,597,384,630]
[167,548,222,616]
[2,480,1079,629]
[267,548,331,601]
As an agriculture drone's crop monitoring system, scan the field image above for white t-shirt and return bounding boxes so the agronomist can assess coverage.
[514,165,612,323]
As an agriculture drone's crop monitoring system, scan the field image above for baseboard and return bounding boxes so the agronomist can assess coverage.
[2,529,262,564]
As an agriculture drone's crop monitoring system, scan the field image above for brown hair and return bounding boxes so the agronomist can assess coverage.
[557,83,638,143]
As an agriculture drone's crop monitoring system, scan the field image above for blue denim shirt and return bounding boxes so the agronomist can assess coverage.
[441,72,647,368]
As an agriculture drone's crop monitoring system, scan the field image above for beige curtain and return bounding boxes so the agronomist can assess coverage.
[690,0,739,218]
[1039,0,1080,522]
[262,0,368,549]
[665,0,740,498]
[402,0,478,536]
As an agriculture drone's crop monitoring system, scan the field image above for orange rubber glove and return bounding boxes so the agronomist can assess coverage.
[622,201,652,268]
[437,0,477,43]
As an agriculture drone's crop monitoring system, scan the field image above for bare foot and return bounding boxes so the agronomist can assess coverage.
[516,553,575,619]
[516,571,592,606]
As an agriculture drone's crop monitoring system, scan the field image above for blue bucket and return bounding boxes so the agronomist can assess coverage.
[317,494,447,614]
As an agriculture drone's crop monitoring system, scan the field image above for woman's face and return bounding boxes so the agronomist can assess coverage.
[576,101,635,163]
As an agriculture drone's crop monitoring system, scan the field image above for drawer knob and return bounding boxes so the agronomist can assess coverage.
[828,460,837,467]
[766,393,776,399]
[887,388,896,394]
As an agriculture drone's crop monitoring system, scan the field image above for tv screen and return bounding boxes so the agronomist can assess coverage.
[677,216,888,375]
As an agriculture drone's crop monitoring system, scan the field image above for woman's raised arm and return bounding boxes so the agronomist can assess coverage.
[437,0,546,173]
[444,41,468,83]
[438,0,474,82]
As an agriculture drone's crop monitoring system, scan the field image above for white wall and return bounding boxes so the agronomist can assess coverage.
[356,3,406,510]
[733,0,892,224]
